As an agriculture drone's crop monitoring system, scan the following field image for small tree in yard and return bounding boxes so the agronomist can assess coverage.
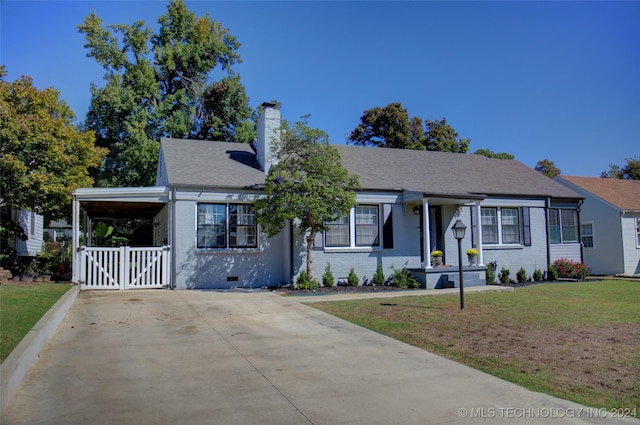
[254,117,360,287]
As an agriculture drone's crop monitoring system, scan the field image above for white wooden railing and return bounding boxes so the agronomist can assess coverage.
[78,246,170,290]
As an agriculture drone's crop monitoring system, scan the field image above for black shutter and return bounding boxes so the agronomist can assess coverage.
[382,204,394,249]
[522,207,531,246]
[470,205,478,247]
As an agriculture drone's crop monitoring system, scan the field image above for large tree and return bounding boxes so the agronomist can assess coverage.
[348,102,470,152]
[423,117,470,153]
[0,67,105,258]
[601,156,640,180]
[254,117,360,284]
[78,0,253,187]
[474,148,515,160]
[535,159,561,178]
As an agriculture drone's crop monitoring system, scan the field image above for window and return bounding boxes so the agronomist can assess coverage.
[481,207,520,245]
[229,204,257,248]
[481,208,498,244]
[636,218,640,248]
[501,208,520,244]
[356,205,379,246]
[325,205,381,248]
[549,208,578,244]
[325,215,350,247]
[30,211,36,235]
[581,222,594,248]
[197,203,257,249]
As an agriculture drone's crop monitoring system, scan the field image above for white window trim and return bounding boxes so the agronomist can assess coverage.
[481,206,523,247]
[581,221,595,249]
[195,203,260,252]
[325,205,383,252]
[549,208,579,244]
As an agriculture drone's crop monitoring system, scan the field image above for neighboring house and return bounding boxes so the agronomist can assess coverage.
[556,176,640,276]
[44,219,72,242]
[10,208,44,257]
[71,104,583,290]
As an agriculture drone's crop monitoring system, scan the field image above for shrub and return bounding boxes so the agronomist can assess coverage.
[347,268,359,286]
[25,245,59,276]
[373,263,385,286]
[552,258,589,280]
[296,270,319,290]
[533,268,543,282]
[389,263,419,289]
[516,267,528,283]
[322,263,335,287]
[498,267,510,284]
[486,261,497,285]
[547,265,558,281]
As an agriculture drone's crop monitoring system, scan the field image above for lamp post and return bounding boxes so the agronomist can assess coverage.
[452,219,467,310]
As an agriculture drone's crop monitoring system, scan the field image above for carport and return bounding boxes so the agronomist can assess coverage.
[71,187,172,290]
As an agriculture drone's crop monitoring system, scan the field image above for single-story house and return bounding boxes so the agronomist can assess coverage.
[71,104,584,290]
[555,175,640,276]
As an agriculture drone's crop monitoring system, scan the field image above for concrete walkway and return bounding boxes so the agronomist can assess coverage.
[2,289,637,425]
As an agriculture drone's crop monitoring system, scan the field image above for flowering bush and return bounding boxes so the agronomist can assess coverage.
[431,250,443,257]
[466,249,478,257]
[552,258,589,280]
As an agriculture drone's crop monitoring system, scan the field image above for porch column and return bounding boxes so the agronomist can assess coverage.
[71,195,80,283]
[475,201,484,266]
[422,199,432,268]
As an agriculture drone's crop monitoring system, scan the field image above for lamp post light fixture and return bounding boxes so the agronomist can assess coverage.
[451,219,467,310]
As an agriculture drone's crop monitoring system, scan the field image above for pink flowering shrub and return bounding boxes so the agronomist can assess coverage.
[552,258,589,280]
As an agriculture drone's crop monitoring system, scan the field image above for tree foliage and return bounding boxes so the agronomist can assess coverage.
[473,148,515,160]
[0,67,105,256]
[601,156,640,180]
[254,117,360,283]
[78,0,253,187]
[347,102,470,152]
[535,159,561,178]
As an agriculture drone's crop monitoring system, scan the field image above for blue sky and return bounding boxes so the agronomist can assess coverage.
[2,1,639,177]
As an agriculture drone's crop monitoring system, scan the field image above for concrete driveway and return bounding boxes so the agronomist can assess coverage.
[2,290,637,425]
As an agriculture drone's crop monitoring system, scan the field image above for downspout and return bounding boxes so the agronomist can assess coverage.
[576,199,584,264]
[170,187,177,289]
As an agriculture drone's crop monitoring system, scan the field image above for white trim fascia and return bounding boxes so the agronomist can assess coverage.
[355,192,401,204]
[73,186,169,202]
[481,197,546,208]
[177,190,263,202]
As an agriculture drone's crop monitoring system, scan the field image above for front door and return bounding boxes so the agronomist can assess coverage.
[419,206,444,263]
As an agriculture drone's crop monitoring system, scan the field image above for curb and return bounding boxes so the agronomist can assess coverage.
[1,284,79,413]
[296,285,514,303]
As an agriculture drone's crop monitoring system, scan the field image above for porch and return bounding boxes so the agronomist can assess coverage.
[409,266,487,289]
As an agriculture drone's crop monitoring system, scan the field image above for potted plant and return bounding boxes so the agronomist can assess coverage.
[431,250,443,266]
[466,248,478,266]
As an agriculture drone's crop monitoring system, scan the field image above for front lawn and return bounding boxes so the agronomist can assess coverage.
[312,280,640,411]
[0,283,73,362]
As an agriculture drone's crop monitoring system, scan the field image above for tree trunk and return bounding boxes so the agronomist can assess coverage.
[306,231,315,280]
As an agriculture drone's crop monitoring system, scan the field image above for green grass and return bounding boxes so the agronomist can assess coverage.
[313,280,640,411]
[0,283,73,362]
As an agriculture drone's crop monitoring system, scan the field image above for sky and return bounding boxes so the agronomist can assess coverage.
[2,1,639,177]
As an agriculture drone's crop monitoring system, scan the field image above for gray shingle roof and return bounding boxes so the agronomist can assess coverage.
[160,138,266,189]
[159,138,581,199]
[334,145,581,199]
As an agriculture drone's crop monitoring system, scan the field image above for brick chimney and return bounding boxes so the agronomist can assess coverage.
[256,102,281,173]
